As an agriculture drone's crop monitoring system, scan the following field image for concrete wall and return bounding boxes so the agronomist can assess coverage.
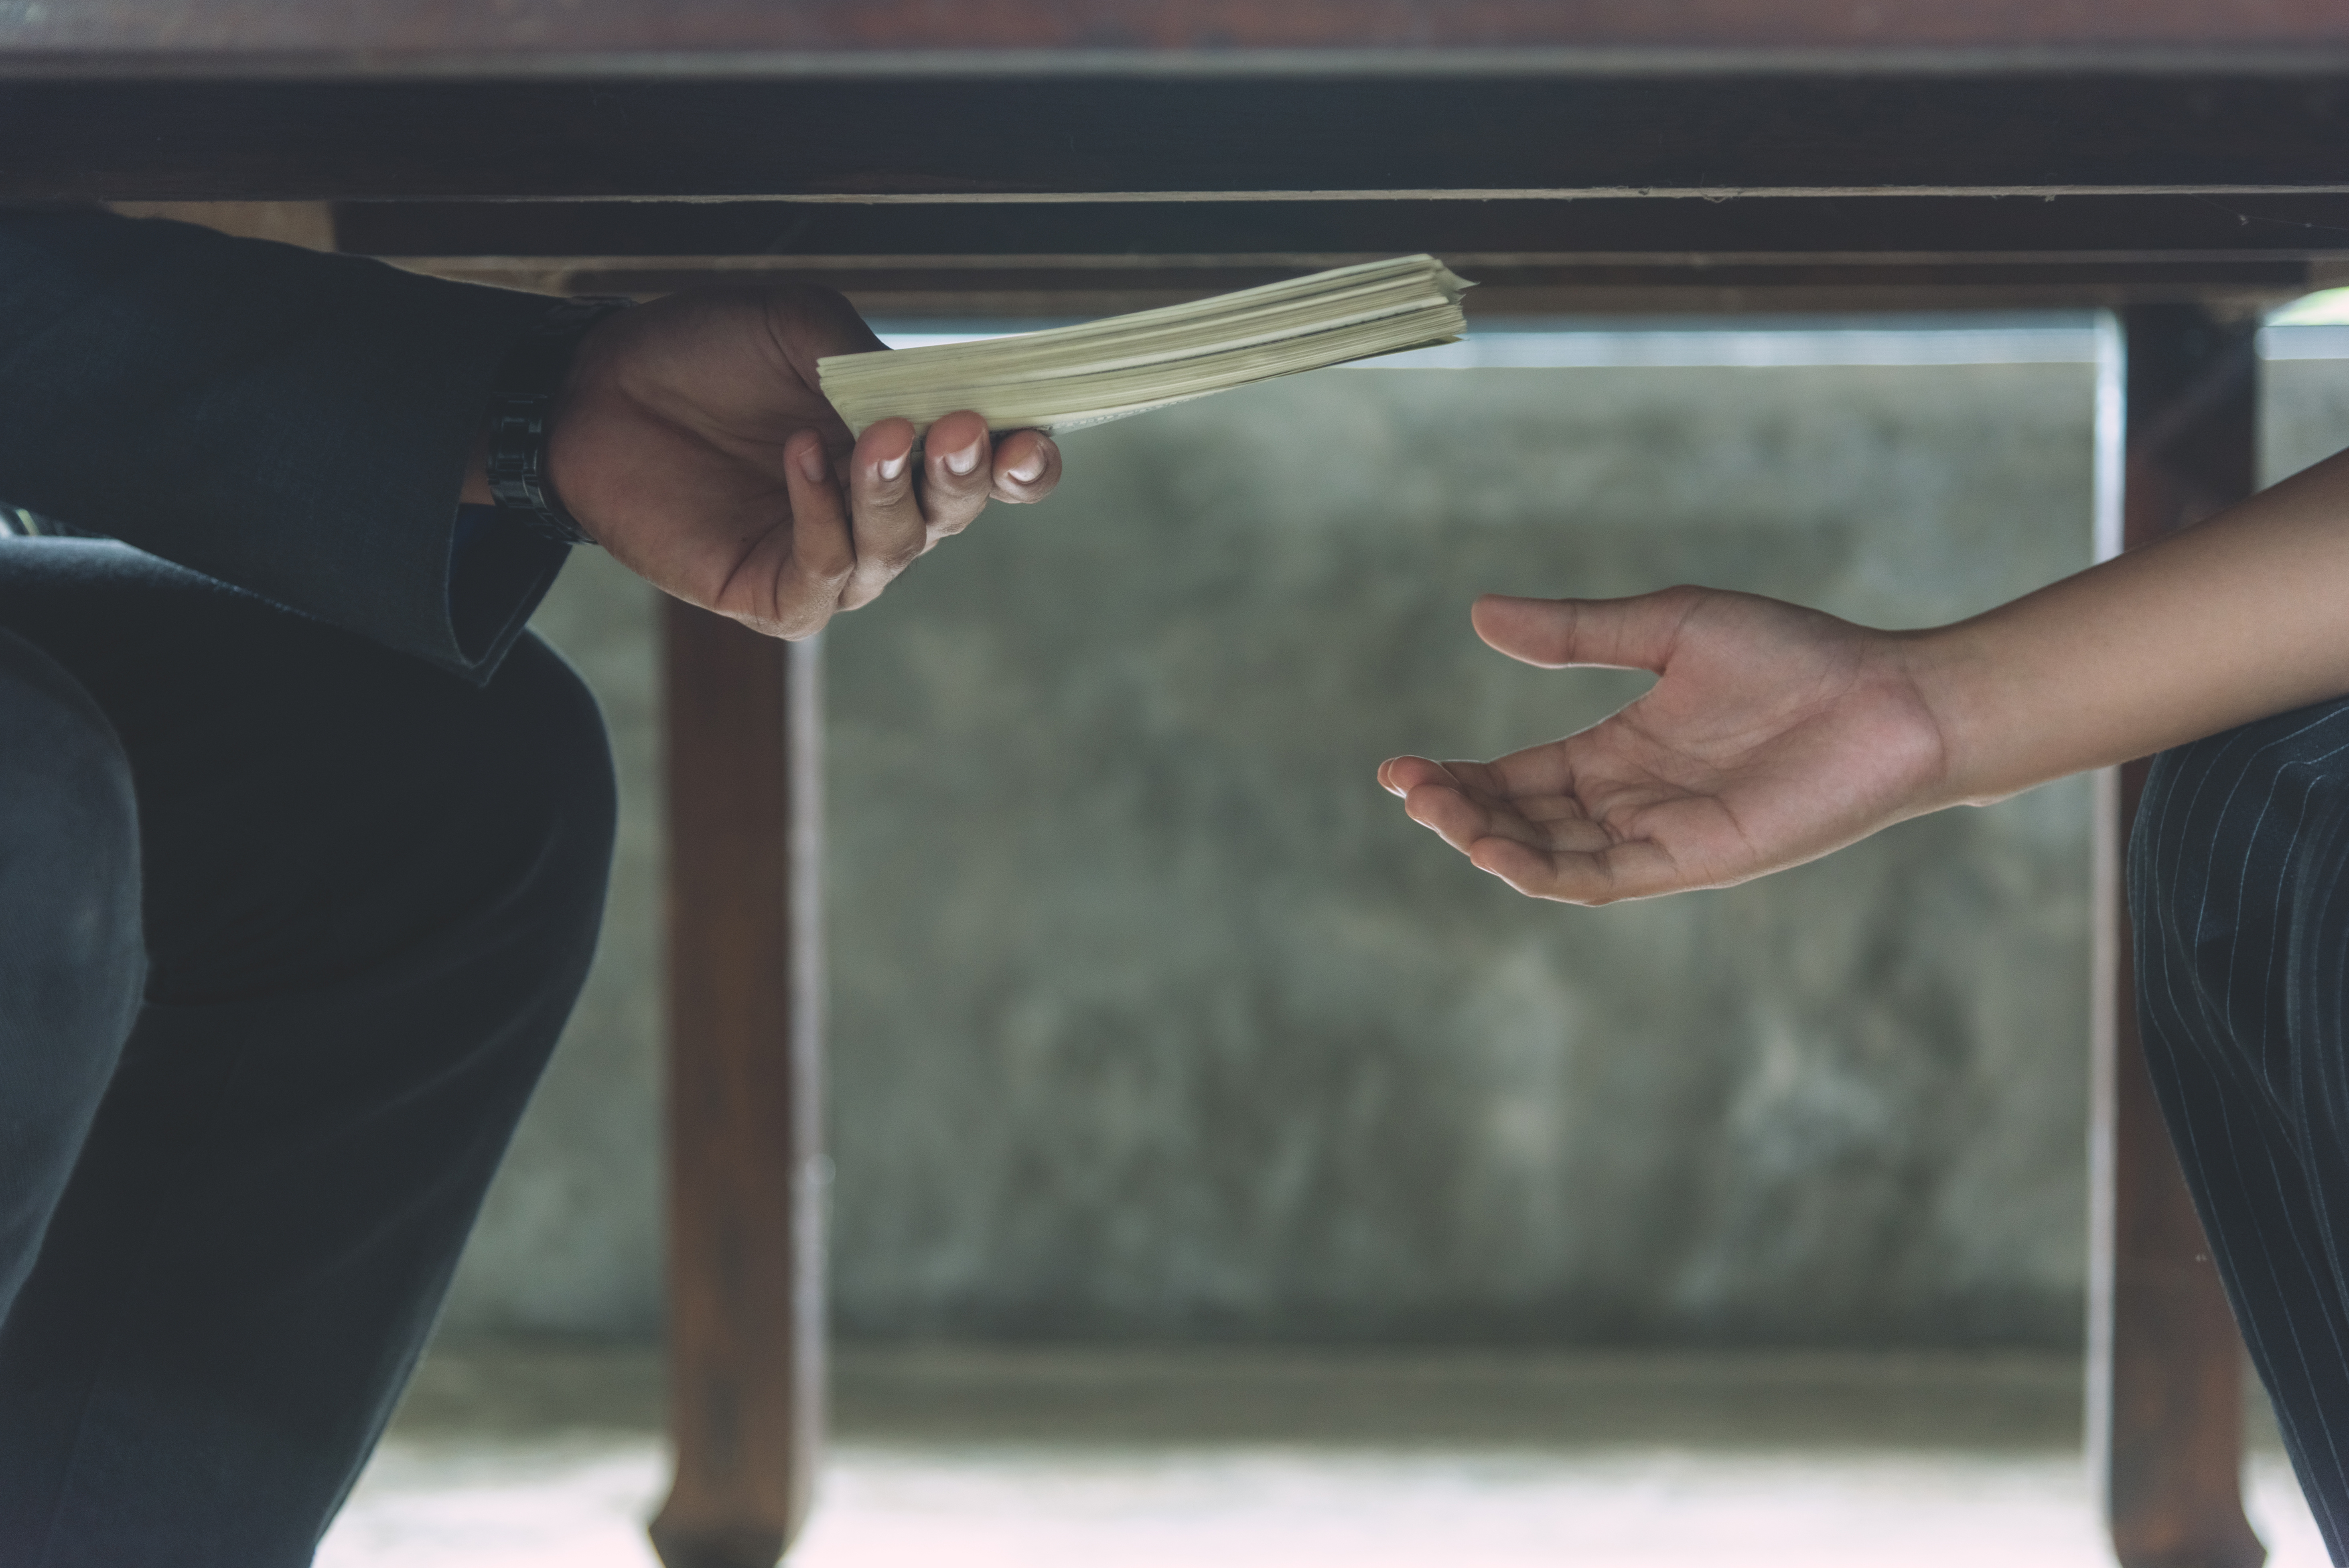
[441,343,2346,1349]
[818,362,2097,1349]
[2269,349,2349,485]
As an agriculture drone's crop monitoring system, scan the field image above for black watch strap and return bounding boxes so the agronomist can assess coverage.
[484,296,635,547]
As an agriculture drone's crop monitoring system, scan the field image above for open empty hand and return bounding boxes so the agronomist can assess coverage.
[543,284,1062,639]
[1378,588,1957,904]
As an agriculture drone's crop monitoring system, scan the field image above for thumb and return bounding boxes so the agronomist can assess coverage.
[1471,589,1698,674]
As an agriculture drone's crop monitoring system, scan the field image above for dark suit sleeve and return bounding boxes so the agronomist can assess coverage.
[0,207,570,680]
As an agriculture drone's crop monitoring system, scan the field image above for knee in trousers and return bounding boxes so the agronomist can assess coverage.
[2128,697,2349,1051]
[0,634,144,1070]
[456,634,620,944]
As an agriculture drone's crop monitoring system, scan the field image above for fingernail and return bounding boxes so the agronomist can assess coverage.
[1008,451,1046,483]
[879,452,907,482]
[946,442,981,477]
[796,443,828,484]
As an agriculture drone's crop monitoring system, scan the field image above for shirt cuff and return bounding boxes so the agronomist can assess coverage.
[448,502,570,678]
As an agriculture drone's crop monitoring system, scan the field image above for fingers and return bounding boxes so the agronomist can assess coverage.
[1471,587,1699,673]
[829,411,1063,614]
[1381,756,1609,852]
[990,428,1062,504]
[1383,743,1583,820]
[917,411,999,544]
[1377,754,1459,797]
[1404,777,1611,857]
[1396,772,1505,855]
[774,430,856,636]
[828,412,1063,615]
[1468,836,1685,906]
[1378,752,1671,905]
[838,417,931,611]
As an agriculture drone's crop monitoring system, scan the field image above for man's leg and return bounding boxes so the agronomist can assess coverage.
[2132,695,2349,1562]
[0,626,144,1326]
[0,540,616,1568]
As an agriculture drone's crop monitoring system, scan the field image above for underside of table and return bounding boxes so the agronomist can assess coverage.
[12,16,2349,1558]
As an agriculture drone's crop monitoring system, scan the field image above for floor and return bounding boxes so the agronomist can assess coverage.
[317,1344,2334,1568]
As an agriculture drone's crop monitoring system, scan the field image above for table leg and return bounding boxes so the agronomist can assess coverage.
[651,602,826,1568]
[2091,304,2264,1568]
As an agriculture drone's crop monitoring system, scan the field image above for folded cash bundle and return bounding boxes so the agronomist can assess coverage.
[817,254,1471,439]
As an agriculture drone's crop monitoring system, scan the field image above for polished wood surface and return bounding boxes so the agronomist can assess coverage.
[337,192,2349,263]
[2094,306,2266,1568]
[341,193,2348,317]
[5,0,2349,71]
[10,73,2349,203]
[657,605,826,1568]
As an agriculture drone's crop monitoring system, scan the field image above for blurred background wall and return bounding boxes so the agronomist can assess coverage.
[430,324,2349,1352]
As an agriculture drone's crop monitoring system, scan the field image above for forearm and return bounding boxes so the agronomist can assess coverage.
[0,207,558,675]
[1916,445,2349,805]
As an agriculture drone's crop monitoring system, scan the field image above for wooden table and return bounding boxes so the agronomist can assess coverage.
[11,7,2349,1565]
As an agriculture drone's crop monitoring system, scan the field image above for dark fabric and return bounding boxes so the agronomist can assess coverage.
[0,209,570,681]
[448,502,567,666]
[0,626,144,1329]
[2131,695,2349,1564]
[0,539,615,1567]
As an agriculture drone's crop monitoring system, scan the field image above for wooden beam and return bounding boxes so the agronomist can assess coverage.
[336,193,2349,263]
[656,603,825,1568]
[8,0,2349,74]
[2092,305,2264,1568]
[361,256,2315,319]
[10,75,2349,202]
[332,192,2338,315]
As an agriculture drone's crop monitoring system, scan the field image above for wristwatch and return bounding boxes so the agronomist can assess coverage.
[484,296,636,546]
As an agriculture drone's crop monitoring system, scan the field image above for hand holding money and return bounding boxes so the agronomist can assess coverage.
[532,258,1465,640]
[536,283,1063,640]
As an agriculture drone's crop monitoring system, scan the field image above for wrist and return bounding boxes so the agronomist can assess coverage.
[540,312,631,551]
[1889,615,1982,802]
[1900,610,2052,810]
[481,296,634,547]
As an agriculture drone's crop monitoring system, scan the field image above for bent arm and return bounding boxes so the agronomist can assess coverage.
[1921,444,2349,806]
[0,207,562,678]
[1383,445,2349,904]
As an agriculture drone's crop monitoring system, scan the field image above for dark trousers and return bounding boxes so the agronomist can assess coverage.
[2134,695,2349,1564]
[0,539,614,1566]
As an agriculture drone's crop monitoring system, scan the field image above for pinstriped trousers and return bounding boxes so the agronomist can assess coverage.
[2134,696,2349,1562]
